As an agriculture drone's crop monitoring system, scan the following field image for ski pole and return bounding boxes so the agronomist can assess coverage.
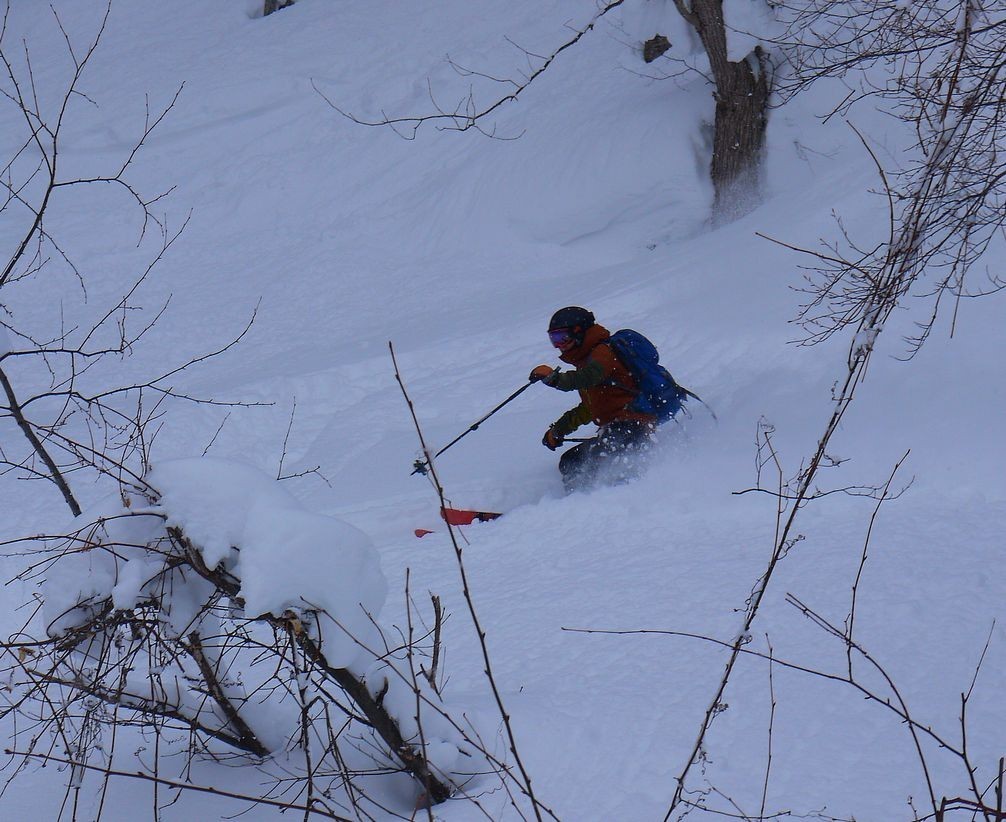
[412,380,536,475]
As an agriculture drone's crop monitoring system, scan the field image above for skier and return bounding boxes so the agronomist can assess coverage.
[530,306,661,492]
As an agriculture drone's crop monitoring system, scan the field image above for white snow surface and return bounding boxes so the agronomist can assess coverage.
[722,0,782,62]
[0,1,1004,820]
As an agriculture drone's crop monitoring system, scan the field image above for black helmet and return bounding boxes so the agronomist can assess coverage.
[548,306,595,333]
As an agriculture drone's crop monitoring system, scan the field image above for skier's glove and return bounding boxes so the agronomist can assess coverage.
[542,428,564,451]
[530,365,559,385]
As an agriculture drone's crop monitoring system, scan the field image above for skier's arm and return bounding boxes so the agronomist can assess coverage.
[551,402,593,436]
[547,359,606,391]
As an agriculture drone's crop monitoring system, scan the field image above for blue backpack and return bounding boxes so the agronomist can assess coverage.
[606,329,688,423]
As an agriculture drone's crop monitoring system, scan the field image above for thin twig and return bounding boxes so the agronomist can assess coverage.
[389,341,555,822]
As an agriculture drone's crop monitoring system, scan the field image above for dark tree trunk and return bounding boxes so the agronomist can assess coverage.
[708,48,769,221]
[674,0,770,222]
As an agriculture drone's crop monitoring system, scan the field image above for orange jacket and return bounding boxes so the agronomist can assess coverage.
[550,324,657,434]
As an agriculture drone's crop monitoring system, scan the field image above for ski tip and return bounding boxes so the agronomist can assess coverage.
[416,509,502,537]
[440,507,502,526]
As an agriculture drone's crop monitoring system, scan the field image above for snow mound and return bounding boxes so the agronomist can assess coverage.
[151,457,387,664]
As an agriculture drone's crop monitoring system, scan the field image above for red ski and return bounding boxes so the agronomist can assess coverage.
[440,506,502,525]
[415,507,502,538]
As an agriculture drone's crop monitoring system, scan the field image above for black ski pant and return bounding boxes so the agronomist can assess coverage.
[558,419,654,493]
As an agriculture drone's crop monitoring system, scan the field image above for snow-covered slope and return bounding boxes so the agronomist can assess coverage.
[1,1,1003,820]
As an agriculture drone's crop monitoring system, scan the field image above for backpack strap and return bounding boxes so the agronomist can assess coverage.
[678,386,718,422]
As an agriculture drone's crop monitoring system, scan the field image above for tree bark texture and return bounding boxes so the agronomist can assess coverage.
[263,0,295,16]
[675,0,770,222]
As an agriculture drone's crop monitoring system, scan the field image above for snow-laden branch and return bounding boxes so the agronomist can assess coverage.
[2,459,488,813]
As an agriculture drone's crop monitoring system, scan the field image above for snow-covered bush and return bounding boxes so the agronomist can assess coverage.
[3,457,491,812]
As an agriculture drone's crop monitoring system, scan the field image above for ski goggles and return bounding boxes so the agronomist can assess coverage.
[548,328,575,349]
